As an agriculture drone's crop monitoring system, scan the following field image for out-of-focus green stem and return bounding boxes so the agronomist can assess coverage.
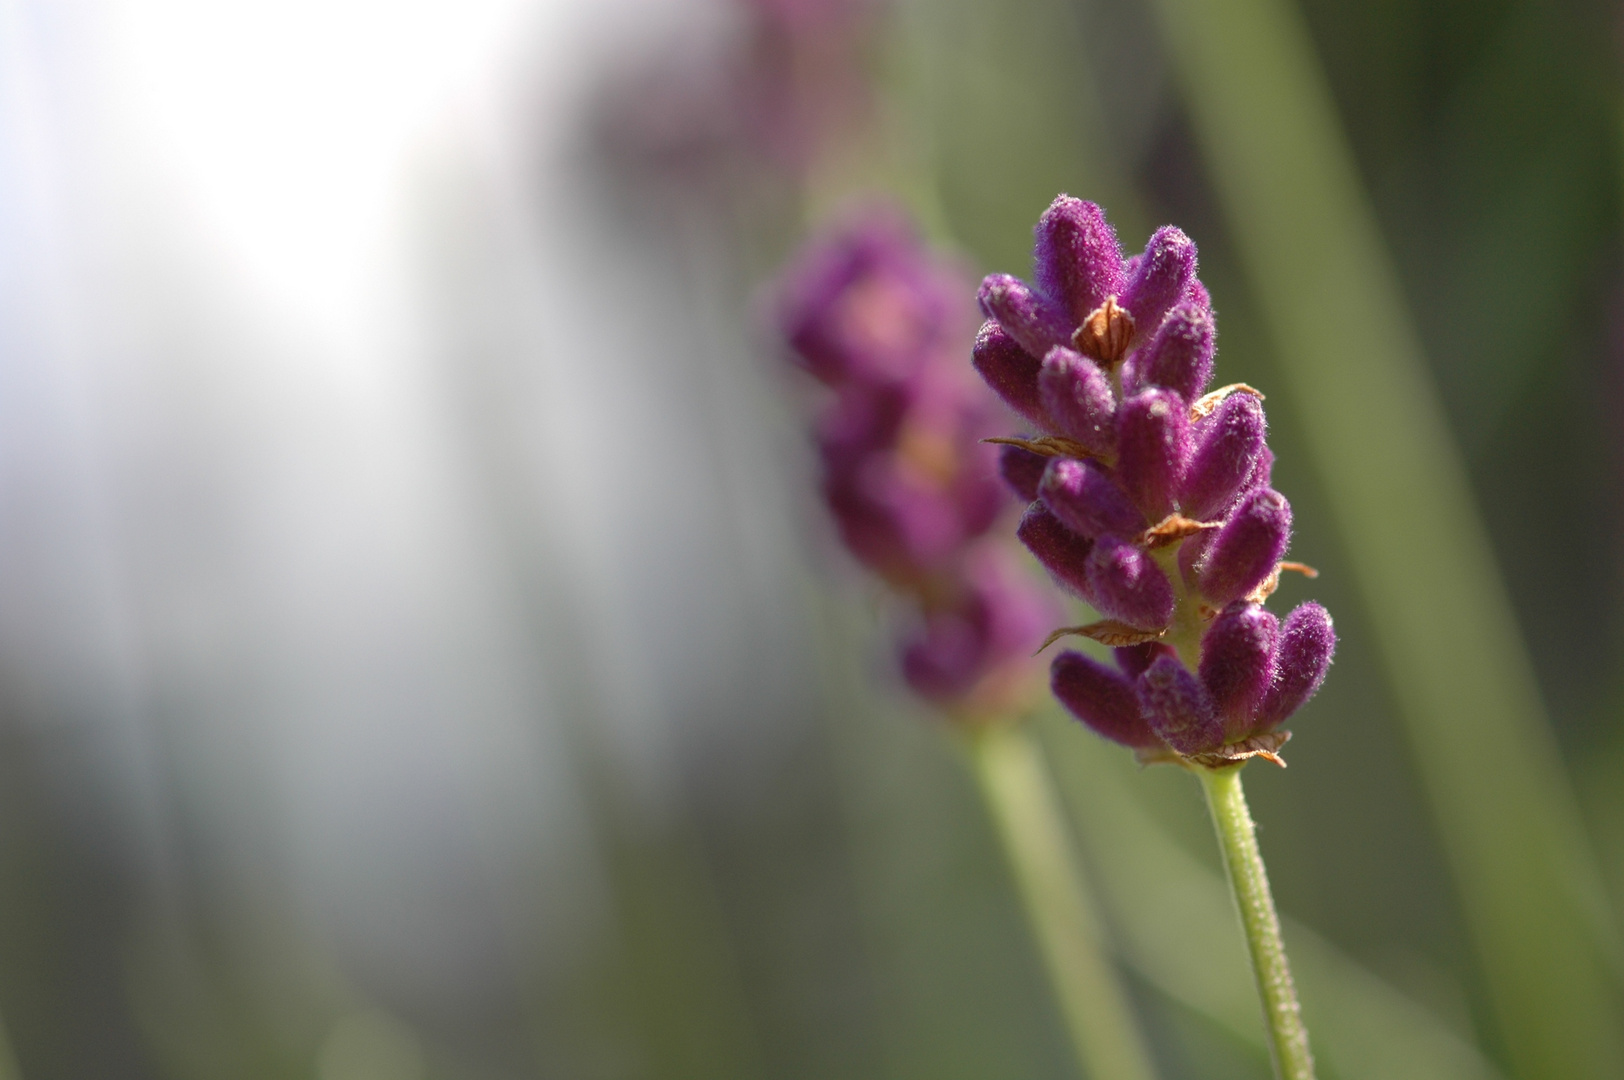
[966,723,1159,1080]
[1144,0,1624,1075]
[1197,766,1314,1080]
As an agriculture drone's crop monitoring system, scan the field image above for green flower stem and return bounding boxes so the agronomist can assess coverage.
[1197,764,1314,1080]
[967,722,1160,1080]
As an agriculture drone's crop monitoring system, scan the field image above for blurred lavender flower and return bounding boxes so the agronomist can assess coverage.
[974,196,1334,764]
[777,208,1058,715]
[595,0,880,182]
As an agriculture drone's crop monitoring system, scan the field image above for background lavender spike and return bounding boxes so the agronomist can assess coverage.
[778,209,1057,712]
[1051,650,1161,749]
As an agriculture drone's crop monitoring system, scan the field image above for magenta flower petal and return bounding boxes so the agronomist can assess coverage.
[1017,504,1097,603]
[1121,303,1215,403]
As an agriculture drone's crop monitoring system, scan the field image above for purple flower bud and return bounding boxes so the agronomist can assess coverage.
[972,319,1047,426]
[1017,504,1097,602]
[1120,226,1196,344]
[1052,650,1161,749]
[1033,196,1125,326]
[1038,347,1117,456]
[1116,389,1191,521]
[1137,654,1223,755]
[1180,393,1267,521]
[1039,458,1145,540]
[1256,602,1335,728]
[1199,602,1279,739]
[998,444,1047,502]
[1197,487,1292,606]
[977,274,1070,360]
[1114,641,1177,679]
[1086,535,1175,631]
[1121,304,1215,402]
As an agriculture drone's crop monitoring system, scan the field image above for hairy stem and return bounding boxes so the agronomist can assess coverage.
[1197,765,1314,1079]
[968,723,1160,1080]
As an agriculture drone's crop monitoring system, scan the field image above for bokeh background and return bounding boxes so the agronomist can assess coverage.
[2,0,1623,1077]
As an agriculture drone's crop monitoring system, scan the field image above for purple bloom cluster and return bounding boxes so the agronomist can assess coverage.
[778,210,1058,711]
[973,196,1335,764]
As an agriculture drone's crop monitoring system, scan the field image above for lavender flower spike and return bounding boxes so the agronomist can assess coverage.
[971,197,1337,1080]
[969,196,1334,763]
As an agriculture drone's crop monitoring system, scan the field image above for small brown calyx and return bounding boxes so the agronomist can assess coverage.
[1034,619,1167,655]
[1139,513,1222,550]
[1244,560,1320,604]
[982,434,1101,460]
[1190,382,1265,421]
[1185,730,1291,769]
[1072,296,1135,366]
